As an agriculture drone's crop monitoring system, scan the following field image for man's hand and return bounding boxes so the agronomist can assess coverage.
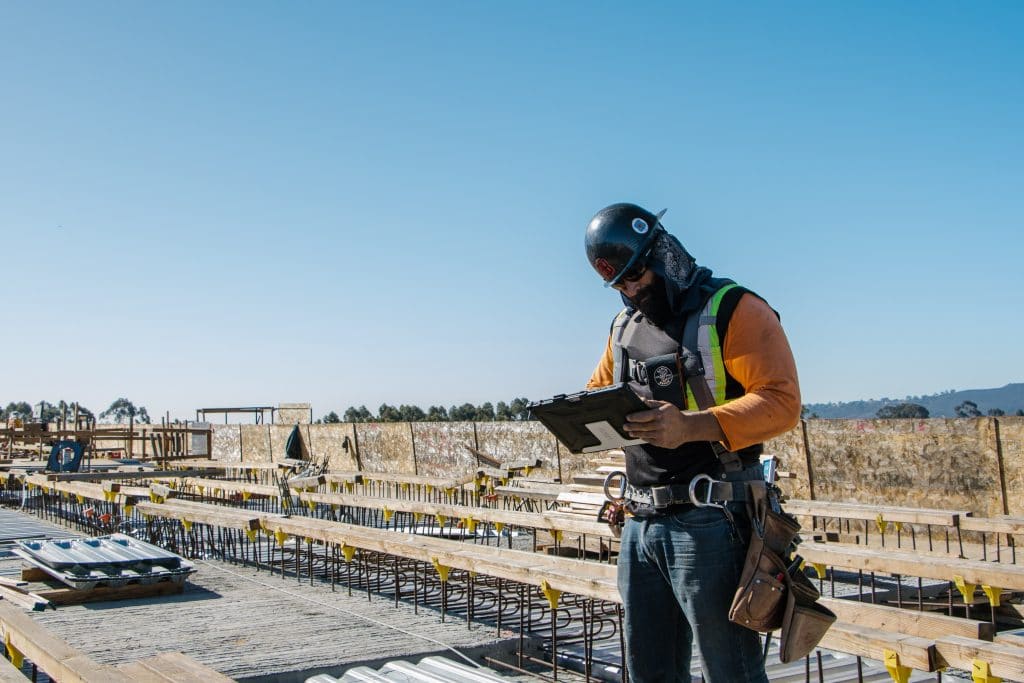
[624,399,727,449]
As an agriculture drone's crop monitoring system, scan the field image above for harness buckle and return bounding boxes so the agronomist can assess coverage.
[602,470,627,503]
[688,473,725,509]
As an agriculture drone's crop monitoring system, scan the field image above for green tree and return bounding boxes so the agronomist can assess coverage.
[377,404,401,422]
[343,405,372,422]
[321,411,341,423]
[876,403,929,419]
[425,405,449,421]
[398,404,426,421]
[4,402,33,421]
[987,408,1005,416]
[954,401,982,418]
[508,397,532,421]
[474,402,495,421]
[449,403,477,421]
[99,398,151,424]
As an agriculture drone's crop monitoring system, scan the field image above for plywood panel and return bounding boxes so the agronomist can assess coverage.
[355,423,415,474]
[411,422,476,478]
[998,417,1024,516]
[806,418,1003,516]
[307,424,359,471]
[476,421,559,477]
[268,425,296,462]
[240,425,271,463]
[210,425,242,462]
[277,403,312,425]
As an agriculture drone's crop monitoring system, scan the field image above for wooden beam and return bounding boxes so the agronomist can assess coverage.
[799,541,1024,591]
[819,597,995,641]
[934,634,1024,681]
[0,602,134,682]
[817,621,937,671]
[117,652,234,683]
[783,499,966,527]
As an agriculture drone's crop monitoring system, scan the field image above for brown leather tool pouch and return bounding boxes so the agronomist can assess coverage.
[780,570,836,662]
[728,532,788,631]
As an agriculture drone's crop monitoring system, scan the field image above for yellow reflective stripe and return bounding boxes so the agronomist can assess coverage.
[705,284,739,405]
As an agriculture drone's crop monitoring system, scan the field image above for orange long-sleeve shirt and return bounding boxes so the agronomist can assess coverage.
[586,293,801,451]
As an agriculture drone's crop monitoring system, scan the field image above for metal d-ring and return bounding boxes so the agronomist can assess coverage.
[688,473,725,509]
[602,470,627,503]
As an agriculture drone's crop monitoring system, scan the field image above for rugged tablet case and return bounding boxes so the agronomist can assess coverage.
[527,383,648,454]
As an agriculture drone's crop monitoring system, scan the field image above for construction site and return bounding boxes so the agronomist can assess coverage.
[0,405,1021,683]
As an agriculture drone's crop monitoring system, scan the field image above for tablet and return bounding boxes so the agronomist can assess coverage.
[528,383,649,454]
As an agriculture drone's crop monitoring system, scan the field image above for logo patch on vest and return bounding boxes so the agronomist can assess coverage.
[631,218,649,234]
[652,365,674,387]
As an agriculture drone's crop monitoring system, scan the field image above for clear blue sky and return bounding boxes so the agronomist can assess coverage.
[2,2,1022,421]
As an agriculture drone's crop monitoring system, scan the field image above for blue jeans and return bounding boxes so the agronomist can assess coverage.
[617,502,769,683]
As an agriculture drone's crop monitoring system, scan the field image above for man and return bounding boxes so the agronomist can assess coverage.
[584,202,801,682]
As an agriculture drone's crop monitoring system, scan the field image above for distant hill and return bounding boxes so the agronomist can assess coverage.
[803,383,1024,419]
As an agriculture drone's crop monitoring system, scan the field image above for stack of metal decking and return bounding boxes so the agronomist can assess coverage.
[13,533,195,590]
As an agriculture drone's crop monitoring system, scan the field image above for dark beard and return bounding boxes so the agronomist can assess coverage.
[630,275,674,329]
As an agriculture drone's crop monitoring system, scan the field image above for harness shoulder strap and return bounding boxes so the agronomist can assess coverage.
[679,285,744,472]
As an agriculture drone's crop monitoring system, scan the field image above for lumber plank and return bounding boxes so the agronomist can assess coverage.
[298,491,616,538]
[799,541,1024,591]
[0,602,134,683]
[817,621,937,671]
[994,631,1024,648]
[819,597,995,641]
[0,653,27,682]
[934,634,1024,681]
[784,500,966,527]
[130,652,234,682]
[958,515,1024,535]
[116,661,174,682]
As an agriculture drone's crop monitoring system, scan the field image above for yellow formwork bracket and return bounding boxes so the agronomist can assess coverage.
[811,562,827,580]
[5,633,23,669]
[494,522,505,534]
[182,520,193,533]
[306,500,317,512]
[142,512,152,521]
[540,580,562,610]
[523,466,533,477]
[971,658,1002,683]
[499,477,508,486]
[431,557,451,583]
[197,486,205,495]
[876,513,888,535]
[382,507,394,523]
[259,519,269,531]
[329,481,339,492]
[550,529,563,544]
[436,514,447,528]
[167,481,177,490]
[425,484,433,494]
[954,575,977,604]
[981,585,1002,607]
[280,496,291,509]
[883,648,912,683]
[400,483,410,492]
[124,504,134,517]
[245,529,258,542]
[894,521,903,533]
[463,517,478,534]
[274,528,288,547]
[344,481,354,492]
[242,491,251,502]
[330,504,339,512]
[213,488,222,498]
[75,494,84,505]
[149,492,162,504]
[341,544,356,562]
[444,487,456,497]
[413,512,423,524]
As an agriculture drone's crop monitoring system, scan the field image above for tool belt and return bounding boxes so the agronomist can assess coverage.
[728,480,836,663]
[623,477,745,509]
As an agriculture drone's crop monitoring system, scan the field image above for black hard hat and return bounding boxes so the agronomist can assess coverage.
[585,203,667,286]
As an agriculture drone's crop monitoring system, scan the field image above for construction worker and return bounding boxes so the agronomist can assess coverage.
[584,202,801,682]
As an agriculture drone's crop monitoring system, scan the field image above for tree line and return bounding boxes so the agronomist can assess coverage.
[317,398,535,423]
[802,400,1023,419]
[2,398,151,425]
